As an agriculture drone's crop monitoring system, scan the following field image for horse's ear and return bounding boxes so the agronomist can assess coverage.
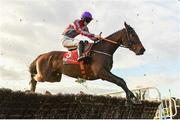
[124,22,128,28]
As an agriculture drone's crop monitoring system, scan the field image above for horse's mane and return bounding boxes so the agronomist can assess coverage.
[126,25,135,33]
[105,30,122,39]
[105,24,135,39]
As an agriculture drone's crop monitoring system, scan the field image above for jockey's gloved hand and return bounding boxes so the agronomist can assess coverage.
[94,35,102,40]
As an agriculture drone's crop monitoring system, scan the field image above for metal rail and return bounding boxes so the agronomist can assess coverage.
[100,87,177,119]
[101,87,161,100]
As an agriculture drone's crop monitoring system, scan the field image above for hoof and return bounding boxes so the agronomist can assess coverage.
[128,97,142,105]
[127,91,142,105]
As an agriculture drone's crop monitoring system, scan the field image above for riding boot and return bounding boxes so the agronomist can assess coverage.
[77,41,85,61]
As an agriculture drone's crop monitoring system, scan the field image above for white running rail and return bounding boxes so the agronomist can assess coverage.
[100,87,177,119]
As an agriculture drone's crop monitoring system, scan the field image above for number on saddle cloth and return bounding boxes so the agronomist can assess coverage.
[63,41,93,64]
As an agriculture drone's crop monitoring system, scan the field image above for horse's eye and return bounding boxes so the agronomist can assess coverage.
[131,34,136,38]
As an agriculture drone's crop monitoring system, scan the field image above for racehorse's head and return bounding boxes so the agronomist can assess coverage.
[122,22,145,55]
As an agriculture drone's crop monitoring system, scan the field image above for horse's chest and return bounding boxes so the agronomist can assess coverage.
[91,57,113,72]
[105,60,113,70]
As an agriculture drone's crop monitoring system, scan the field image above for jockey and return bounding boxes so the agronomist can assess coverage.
[61,11,101,61]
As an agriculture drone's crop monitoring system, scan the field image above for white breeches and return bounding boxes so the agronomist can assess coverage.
[61,36,79,49]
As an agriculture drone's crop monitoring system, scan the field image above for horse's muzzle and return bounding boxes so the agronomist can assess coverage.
[136,47,145,55]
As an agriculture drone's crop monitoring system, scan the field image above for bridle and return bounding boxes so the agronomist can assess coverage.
[93,28,131,57]
[93,28,134,57]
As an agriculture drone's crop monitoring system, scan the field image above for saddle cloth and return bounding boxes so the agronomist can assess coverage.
[63,43,93,64]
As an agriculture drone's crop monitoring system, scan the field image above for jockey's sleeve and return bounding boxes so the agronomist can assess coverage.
[74,20,95,39]
[84,27,97,40]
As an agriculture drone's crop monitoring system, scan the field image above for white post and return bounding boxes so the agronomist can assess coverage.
[169,89,172,120]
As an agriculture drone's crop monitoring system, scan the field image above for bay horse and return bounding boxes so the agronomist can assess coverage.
[29,22,145,104]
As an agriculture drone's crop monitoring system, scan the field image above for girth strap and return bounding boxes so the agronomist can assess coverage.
[92,50,112,57]
[79,61,86,79]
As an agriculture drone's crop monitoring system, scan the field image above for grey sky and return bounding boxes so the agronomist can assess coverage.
[0,0,179,97]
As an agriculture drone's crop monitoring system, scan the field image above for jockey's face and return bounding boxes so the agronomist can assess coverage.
[84,21,89,25]
[83,18,92,25]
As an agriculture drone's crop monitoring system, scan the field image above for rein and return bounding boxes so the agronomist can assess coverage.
[99,28,132,48]
[100,36,128,48]
[100,37,119,45]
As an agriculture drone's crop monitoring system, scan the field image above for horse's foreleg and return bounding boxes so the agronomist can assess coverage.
[98,69,140,104]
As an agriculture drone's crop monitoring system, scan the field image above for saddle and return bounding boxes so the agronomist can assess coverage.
[63,43,93,64]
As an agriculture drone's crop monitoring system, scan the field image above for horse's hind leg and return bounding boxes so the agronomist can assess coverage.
[33,56,46,82]
[47,71,62,82]
[33,55,60,82]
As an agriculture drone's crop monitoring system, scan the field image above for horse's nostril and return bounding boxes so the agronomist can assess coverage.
[136,48,145,55]
[139,48,145,54]
[140,48,145,53]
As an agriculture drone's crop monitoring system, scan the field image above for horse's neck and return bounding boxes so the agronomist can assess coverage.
[93,29,124,55]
